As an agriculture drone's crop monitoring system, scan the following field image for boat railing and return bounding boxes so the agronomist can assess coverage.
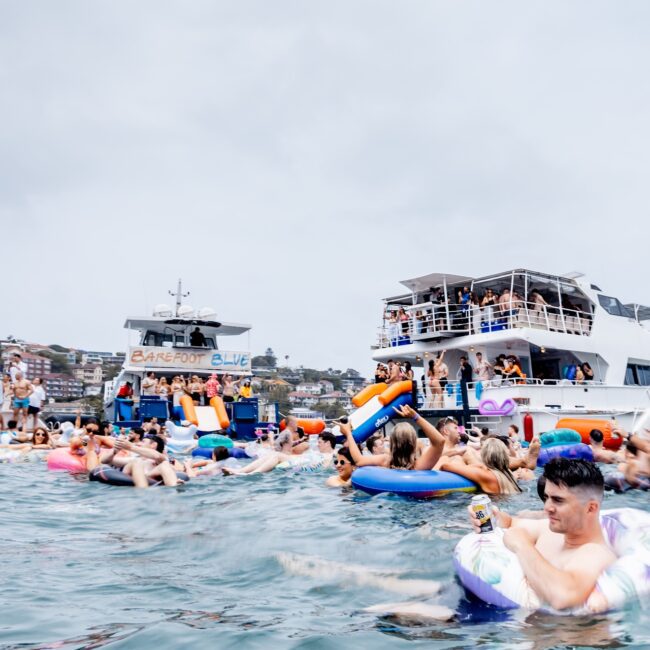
[377,300,593,348]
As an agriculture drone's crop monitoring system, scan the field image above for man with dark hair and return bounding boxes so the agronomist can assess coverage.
[128,427,145,443]
[457,356,474,383]
[315,431,337,468]
[588,429,620,463]
[468,458,616,610]
[99,433,180,488]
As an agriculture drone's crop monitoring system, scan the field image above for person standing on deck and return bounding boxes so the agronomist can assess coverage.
[474,352,492,382]
[190,327,207,347]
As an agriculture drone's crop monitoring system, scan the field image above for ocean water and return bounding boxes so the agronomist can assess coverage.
[2,461,650,650]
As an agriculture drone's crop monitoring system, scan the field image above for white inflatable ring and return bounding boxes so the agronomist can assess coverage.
[454,508,650,614]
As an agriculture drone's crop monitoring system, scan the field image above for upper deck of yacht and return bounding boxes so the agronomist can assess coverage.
[119,302,252,376]
[374,269,601,348]
[124,316,251,349]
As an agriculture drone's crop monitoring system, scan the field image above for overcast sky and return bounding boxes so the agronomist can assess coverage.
[2,1,649,375]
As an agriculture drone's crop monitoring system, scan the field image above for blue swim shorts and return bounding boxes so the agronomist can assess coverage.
[13,397,29,409]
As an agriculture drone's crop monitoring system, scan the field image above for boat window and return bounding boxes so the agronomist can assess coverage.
[143,331,186,347]
[598,295,634,318]
[625,363,650,386]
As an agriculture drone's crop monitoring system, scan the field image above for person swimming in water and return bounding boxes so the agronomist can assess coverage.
[468,458,616,611]
[439,437,523,494]
[325,446,356,487]
[341,404,445,471]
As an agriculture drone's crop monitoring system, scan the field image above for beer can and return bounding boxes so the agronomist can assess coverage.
[471,495,494,533]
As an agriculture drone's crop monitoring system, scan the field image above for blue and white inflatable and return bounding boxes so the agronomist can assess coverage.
[351,466,477,498]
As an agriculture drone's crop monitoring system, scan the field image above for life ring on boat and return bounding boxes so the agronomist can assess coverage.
[454,508,650,613]
[89,466,189,486]
[197,433,234,449]
[47,448,87,473]
[555,419,622,451]
[478,398,517,417]
[351,466,477,498]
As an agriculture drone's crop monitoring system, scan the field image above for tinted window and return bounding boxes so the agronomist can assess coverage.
[625,364,650,386]
[625,366,637,385]
[598,295,633,318]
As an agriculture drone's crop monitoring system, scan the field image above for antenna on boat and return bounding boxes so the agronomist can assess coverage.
[169,279,190,316]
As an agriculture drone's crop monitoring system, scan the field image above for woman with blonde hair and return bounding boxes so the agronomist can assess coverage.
[157,376,170,399]
[439,437,522,494]
[342,404,445,471]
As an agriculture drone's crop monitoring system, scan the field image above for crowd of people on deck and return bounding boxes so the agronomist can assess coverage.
[118,372,253,408]
[384,285,591,340]
[375,353,597,411]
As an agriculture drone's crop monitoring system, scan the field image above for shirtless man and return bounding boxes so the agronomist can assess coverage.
[468,458,616,611]
[12,372,33,428]
[588,429,621,464]
[433,417,467,468]
[98,434,179,487]
[498,288,512,314]
[385,360,401,386]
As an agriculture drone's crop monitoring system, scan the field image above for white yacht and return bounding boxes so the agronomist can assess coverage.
[372,269,650,435]
[104,281,252,425]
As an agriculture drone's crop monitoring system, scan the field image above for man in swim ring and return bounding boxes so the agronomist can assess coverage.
[433,417,467,468]
[588,429,622,464]
[468,458,616,611]
[606,426,650,489]
[107,434,180,487]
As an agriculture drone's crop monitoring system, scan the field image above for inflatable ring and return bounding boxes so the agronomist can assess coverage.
[89,466,189,486]
[478,398,517,417]
[47,448,87,473]
[165,420,198,441]
[539,429,582,447]
[191,446,248,460]
[537,443,593,467]
[454,508,650,613]
[555,419,622,451]
[351,466,477,498]
[197,433,234,449]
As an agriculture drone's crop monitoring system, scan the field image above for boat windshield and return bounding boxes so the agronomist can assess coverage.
[142,330,217,349]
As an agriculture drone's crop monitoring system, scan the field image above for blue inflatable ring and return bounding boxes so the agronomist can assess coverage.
[537,443,593,467]
[191,447,248,460]
[351,466,477,498]
[198,434,234,449]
